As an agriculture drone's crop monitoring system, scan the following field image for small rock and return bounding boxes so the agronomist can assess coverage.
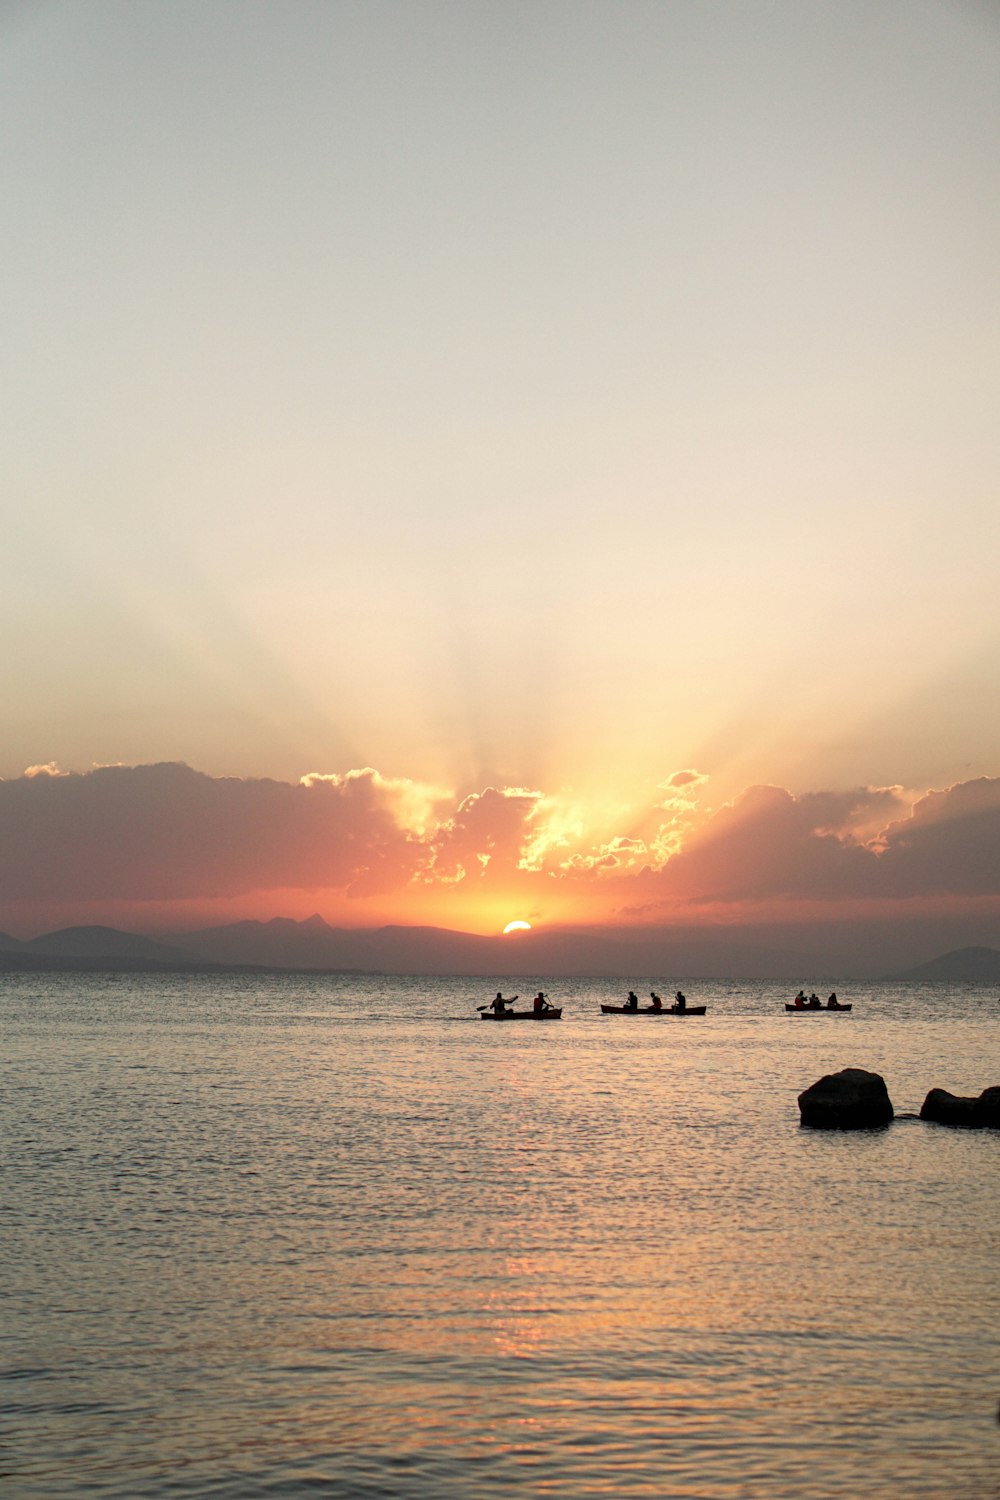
[920,1088,978,1127]
[920,1086,1000,1129]
[974,1086,1000,1128]
[798,1068,894,1130]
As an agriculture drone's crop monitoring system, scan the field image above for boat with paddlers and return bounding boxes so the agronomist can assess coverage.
[785,1002,852,1012]
[602,988,703,1016]
[787,990,852,1012]
[601,1003,706,1016]
[481,1008,562,1021]
[478,991,561,1020]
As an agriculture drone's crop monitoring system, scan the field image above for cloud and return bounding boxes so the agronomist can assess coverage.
[426,785,542,883]
[649,768,710,862]
[300,768,450,838]
[2,761,999,922]
[660,769,707,791]
[651,784,887,901]
[630,778,1000,905]
[876,777,1000,896]
[562,836,649,874]
[0,761,428,901]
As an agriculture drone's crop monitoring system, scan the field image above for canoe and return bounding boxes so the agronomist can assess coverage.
[600,1003,706,1016]
[785,1003,852,1012]
[481,1008,562,1021]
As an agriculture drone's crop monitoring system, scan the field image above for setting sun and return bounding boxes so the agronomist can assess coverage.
[502,920,532,935]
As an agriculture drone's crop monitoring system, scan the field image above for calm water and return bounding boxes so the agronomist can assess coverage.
[2,973,998,1499]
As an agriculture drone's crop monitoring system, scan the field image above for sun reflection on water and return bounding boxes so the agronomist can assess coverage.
[2,974,998,1497]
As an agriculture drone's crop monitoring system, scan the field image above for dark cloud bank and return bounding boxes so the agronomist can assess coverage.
[1,763,423,901]
[646,780,1000,903]
[2,764,1000,966]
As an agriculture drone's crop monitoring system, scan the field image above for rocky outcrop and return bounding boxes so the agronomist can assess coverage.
[919,1086,1000,1129]
[796,1073,999,1132]
[798,1068,894,1130]
[979,1087,1000,1127]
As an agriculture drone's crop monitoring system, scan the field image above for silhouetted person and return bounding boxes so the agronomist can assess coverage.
[533,991,548,1013]
[808,993,821,1008]
[626,991,639,1009]
[491,992,512,1014]
[794,990,807,1008]
[649,991,662,1010]
[674,990,687,1011]
[827,992,839,1009]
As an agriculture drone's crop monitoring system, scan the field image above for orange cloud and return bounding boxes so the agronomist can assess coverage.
[2,763,1000,936]
[660,768,706,791]
[614,779,1000,909]
[0,762,428,902]
[425,785,542,884]
[876,777,1000,896]
[562,836,649,875]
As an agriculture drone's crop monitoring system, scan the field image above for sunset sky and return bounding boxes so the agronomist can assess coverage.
[3,1,1000,957]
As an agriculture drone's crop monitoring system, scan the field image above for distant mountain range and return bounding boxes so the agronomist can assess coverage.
[2,919,999,982]
[0,924,239,973]
[133,916,831,979]
[0,915,825,978]
[889,946,1000,982]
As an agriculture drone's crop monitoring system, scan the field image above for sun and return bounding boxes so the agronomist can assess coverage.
[502,920,532,935]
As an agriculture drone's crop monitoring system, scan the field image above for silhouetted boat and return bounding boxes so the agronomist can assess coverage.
[481,1007,562,1021]
[600,1003,706,1016]
[785,1003,852,1012]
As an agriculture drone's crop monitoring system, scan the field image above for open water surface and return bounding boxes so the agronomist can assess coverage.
[1,973,998,1498]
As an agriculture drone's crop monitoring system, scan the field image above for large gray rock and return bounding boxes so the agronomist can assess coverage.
[920,1086,1000,1129]
[798,1068,894,1130]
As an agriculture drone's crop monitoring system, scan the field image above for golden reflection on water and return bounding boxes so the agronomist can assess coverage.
[4,975,999,1498]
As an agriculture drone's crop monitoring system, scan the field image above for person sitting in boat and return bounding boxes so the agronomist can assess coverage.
[491,992,513,1014]
[649,991,663,1010]
[533,991,549,1013]
[827,993,839,1009]
[625,991,639,1009]
[808,993,821,1008]
[793,990,807,1008]
[674,990,687,1011]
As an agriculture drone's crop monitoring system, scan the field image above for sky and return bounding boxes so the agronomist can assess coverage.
[2,0,1000,959]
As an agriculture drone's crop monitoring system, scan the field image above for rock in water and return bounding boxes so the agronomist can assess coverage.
[919,1086,1000,1129]
[920,1088,977,1127]
[976,1087,1000,1127]
[798,1068,894,1130]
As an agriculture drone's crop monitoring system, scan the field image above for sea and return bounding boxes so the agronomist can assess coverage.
[2,972,998,1500]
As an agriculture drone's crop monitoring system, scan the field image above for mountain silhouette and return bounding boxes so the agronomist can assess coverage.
[3,920,998,981]
[890,946,1000,982]
[0,926,226,972]
[166,917,827,978]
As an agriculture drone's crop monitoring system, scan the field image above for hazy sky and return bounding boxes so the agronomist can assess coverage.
[3,1,1000,940]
